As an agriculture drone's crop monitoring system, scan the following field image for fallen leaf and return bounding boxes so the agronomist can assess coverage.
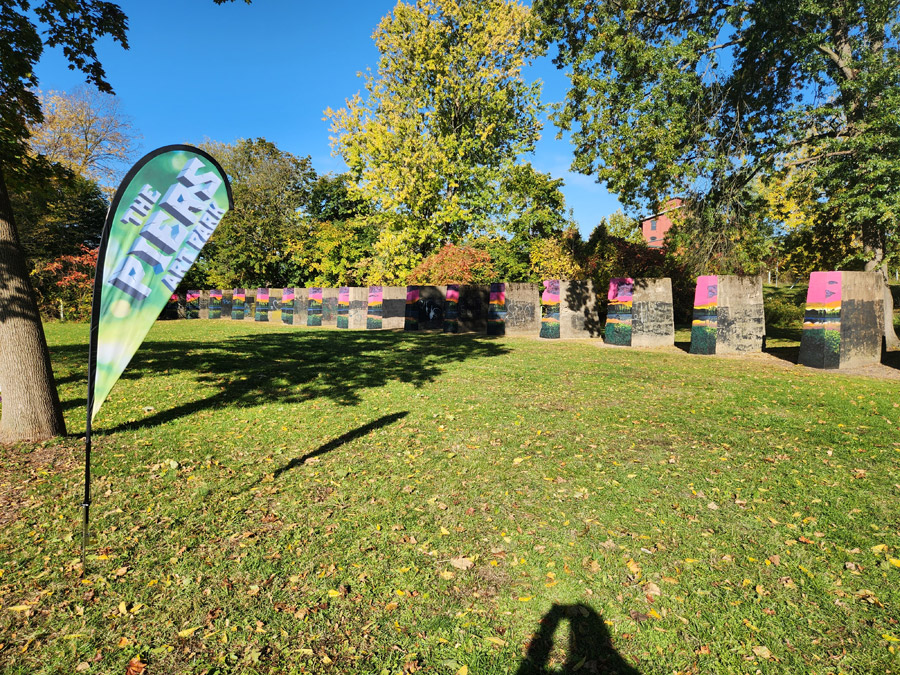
[125,657,147,675]
[177,626,201,638]
[626,559,641,576]
[752,645,773,660]
[456,666,468,675]
[439,570,455,580]
[484,636,506,647]
[643,582,661,597]
[450,557,474,570]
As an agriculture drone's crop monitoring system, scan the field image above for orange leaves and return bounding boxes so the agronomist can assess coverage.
[125,657,147,675]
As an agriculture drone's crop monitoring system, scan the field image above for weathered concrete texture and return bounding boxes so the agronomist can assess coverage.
[293,288,308,327]
[631,278,675,348]
[269,288,283,323]
[244,291,256,322]
[840,271,883,368]
[458,285,489,333]
[322,288,338,327]
[382,286,406,330]
[199,290,210,320]
[221,291,233,320]
[716,275,765,354]
[348,287,368,330]
[504,283,541,336]
[417,286,447,330]
[560,281,602,338]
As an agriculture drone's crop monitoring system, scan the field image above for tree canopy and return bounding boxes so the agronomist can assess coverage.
[327,0,549,282]
[197,137,316,289]
[535,0,900,266]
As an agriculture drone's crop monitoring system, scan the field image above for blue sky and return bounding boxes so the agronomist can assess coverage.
[33,0,625,237]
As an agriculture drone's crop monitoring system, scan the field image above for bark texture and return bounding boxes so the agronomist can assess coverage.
[0,167,67,443]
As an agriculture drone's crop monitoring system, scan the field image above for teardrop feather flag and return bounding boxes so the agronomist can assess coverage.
[87,145,232,421]
[81,145,231,564]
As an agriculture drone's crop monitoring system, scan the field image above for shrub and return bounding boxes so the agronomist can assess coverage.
[30,245,98,321]
[765,297,804,327]
[407,244,495,284]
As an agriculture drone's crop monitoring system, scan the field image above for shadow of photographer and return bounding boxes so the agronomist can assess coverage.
[516,604,640,675]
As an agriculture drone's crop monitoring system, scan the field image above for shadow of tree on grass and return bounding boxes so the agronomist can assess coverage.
[50,330,509,433]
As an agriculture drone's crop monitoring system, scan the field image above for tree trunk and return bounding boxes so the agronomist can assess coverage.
[0,166,67,443]
[862,218,900,350]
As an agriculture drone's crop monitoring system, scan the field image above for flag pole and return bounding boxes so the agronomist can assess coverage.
[82,201,111,569]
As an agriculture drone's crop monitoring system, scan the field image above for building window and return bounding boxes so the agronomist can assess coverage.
[651,220,657,231]
[650,236,657,242]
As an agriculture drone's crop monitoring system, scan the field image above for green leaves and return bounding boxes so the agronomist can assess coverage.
[328,0,548,281]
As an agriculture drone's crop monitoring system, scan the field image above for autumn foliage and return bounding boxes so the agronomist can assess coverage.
[30,245,98,320]
[407,244,496,284]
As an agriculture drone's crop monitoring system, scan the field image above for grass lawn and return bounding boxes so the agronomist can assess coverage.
[1,320,900,674]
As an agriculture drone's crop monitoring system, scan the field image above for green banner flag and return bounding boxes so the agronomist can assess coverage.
[89,145,232,420]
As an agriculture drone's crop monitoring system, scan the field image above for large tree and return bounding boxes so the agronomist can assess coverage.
[536,0,900,345]
[0,0,243,443]
[327,0,545,282]
[198,138,316,288]
[28,86,139,195]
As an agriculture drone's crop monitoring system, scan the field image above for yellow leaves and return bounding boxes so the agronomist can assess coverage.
[8,605,31,612]
[456,666,469,675]
[883,634,900,642]
[117,637,131,648]
[888,559,900,568]
[626,559,641,577]
[647,608,662,620]
[440,527,451,536]
[484,636,506,647]
[439,570,455,580]
[755,584,770,597]
[872,544,888,554]
[327,589,342,598]
[518,596,532,602]
[177,626,201,638]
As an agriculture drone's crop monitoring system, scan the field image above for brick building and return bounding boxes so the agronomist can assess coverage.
[640,198,683,249]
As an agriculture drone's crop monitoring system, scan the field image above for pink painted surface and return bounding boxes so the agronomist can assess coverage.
[693,275,718,308]
[406,287,420,304]
[806,271,842,307]
[368,286,382,304]
[446,285,459,302]
[542,279,560,304]
[608,277,635,302]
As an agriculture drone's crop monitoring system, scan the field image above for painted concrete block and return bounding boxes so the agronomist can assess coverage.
[348,287,368,330]
[799,271,883,369]
[404,286,446,330]
[560,280,602,339]
[458,285,488,333]
[255,288,270,322]
[232,289,246,320]
[199,290,210,320]
[208,290,223,319]
[221,290,232,320]
[307,287,322,326]
[366,286,383,329]
[690,275,764,354]
[540,280,561,339]
[293,288,308,327]
[186,290,200,319]
[605,277,674,347]
[504,283,541,336]
[281,288,295,325]
[486,283,507,335]
[322,288,338,327]
[244,290,257,322]
[269,287,283,323]
[337,287,350,329]
[444,285,460,333]
[382,286,406,329]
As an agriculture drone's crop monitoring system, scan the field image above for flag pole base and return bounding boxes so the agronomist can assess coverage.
[80,501,90,568]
